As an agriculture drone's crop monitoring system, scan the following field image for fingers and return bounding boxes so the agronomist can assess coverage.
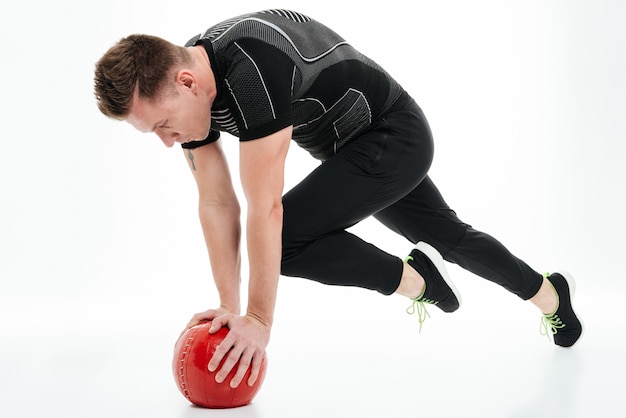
[207,324,243,383]
[229,349,256,388]
[187,308,229,329]
[206,321,266,388]
[211,344,262,388]
[186,311,214,328]
[208,334,233,375]
[247,351,265,386]
[208,315,228,333]
[217,346,248,387]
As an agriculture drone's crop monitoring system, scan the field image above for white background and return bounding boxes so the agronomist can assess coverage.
[1,1,625,417]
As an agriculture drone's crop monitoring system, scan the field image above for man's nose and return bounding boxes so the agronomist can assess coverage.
[158,132,178,148]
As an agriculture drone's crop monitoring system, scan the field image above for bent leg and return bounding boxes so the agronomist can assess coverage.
[281,100,433,295]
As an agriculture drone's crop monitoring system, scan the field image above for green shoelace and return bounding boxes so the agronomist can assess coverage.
[406,297,434,333]
[540,312,565,339]
[404,254,437,332]
[539,272,564,340]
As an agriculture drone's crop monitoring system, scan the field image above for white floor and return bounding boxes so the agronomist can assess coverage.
[2,271,623,418]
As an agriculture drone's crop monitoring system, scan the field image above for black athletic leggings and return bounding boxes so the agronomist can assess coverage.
[281,98,543,300]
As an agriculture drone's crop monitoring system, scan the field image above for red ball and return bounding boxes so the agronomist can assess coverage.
[172,322,267,409]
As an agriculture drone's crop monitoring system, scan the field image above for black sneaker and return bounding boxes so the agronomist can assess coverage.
[540,271,583,348]
[405,242,462,330]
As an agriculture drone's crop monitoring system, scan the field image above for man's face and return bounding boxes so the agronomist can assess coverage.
[126,80,212,148]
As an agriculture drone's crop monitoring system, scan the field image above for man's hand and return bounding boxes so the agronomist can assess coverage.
[206,313,270,388]
[186,307,233,329]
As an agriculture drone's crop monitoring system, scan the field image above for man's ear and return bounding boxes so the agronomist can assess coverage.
[176,70,197,92]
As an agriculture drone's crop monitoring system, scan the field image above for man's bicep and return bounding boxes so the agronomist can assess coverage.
[239,126,292,205]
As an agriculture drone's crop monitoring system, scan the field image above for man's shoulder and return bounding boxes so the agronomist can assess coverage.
[185,10,318,48]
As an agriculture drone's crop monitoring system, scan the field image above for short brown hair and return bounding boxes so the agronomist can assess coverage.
[94,34,189,119]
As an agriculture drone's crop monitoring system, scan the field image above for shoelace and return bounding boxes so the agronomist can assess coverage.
[404,254,436,333]
[539,272,565,340]
[406,297,435,333]
[540,312,565,339]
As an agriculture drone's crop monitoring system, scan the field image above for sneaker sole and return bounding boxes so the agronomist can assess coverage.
[415,241,462,309]
[553,270,584,348]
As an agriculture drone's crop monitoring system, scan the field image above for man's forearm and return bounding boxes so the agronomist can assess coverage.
[199,203,242,314]
[237,125,291,328]
[245,204,283,327]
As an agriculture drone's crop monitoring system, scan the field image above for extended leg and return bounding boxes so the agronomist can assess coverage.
[375,176,582,345]
[374,175,544,300]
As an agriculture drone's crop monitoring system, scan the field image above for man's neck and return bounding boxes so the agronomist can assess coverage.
[189,45,216,101]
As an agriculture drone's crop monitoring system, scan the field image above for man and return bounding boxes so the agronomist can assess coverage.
[94,9,582,389]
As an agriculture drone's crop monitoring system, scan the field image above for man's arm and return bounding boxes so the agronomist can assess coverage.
[207,126,291,388]
[240,125,291,326]
[185,139,242,318]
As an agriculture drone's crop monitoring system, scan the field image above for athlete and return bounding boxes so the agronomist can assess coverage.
[94,9,582,389]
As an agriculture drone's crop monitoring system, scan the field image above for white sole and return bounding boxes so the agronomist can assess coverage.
[415,241,462,308]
